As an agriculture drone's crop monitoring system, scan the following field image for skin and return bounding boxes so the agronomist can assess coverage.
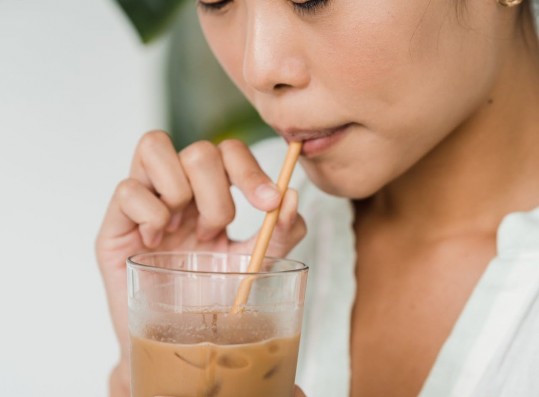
[199,0,528,198]
[98,137,307,396]
[97,0,539,396]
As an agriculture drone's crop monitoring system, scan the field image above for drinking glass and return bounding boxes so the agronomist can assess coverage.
[127,251,308,397]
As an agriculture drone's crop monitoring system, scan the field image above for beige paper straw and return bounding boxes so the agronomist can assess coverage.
[230,141,303,314]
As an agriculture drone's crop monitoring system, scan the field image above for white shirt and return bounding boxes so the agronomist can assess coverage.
[228,138,539,397]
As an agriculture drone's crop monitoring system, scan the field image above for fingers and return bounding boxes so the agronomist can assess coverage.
[128,132,235,242]
[175,138,283,241]
[130,131,192,213]
[102,132,292,250]
[180,141,235,241]
[129,135,278,242]
[100,178,171,248]
[219,139,281,211]
[241,188,307,258]
[268,188,307,256]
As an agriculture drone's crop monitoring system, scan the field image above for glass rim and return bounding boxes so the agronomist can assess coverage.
[126,251,308,276]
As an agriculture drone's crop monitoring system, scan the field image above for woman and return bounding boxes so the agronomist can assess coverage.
[96,0,539,396]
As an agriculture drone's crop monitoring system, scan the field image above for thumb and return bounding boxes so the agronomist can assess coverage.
[244,188,307,258]
[295,385,307,397]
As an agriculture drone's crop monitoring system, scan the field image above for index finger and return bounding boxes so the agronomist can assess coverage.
[218,139,281,211]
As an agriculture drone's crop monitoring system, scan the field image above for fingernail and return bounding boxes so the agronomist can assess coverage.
[255,183,280,202]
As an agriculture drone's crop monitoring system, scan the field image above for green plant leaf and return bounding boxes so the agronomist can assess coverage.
[166,2,271,149]
[115,0,185,43]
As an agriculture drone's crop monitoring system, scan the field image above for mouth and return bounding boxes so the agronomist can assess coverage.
[274,122,354,157]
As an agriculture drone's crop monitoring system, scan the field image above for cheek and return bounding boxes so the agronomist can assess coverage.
[298,3,502,198]
[309,2,435,107]
[315,5,449,114]
[318,1,499,139]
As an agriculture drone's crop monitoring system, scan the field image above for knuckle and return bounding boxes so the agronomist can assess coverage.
[150,206,170,229]
[215,209,236,228]
[221,206,236,225]
[203,206,236,230]
[180,140,219,169]
[165,187,192,210]
[218,138,247,153]
[138,130,171,154]
[115,178,140,201]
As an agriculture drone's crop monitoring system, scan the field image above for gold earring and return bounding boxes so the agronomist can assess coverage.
[497,0,523,7]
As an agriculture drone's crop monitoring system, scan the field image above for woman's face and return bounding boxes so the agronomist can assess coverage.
[198,0,515,198]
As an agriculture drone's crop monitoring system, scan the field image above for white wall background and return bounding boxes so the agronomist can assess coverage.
[0,0,167,395]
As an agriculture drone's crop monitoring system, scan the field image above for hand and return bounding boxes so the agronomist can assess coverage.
[97,131,306,396]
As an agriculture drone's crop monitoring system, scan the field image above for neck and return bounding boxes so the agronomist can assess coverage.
[372,19,539,240]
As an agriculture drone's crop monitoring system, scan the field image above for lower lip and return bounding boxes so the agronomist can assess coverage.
[301,124,351,157]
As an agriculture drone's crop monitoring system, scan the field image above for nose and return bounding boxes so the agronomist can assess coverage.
[242,7,310,94]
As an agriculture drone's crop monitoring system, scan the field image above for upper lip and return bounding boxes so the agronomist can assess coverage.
[272,123,353,142]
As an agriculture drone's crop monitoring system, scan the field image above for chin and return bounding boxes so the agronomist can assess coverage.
[301,164,385,200]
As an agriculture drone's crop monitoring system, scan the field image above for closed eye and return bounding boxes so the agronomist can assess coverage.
[198,0,332,15]
[291,0,331,15]
[197,0,232,13]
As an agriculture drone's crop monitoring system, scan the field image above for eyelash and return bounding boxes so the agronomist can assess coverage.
[293,0,330,15]
[197,0,330,15]
[197,0,230,13]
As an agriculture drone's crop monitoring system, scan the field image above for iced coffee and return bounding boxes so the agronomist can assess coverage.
[130,311,300,397]
[127,252,308,397]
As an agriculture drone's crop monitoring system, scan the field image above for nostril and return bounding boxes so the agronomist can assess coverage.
[274,83,291,90]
